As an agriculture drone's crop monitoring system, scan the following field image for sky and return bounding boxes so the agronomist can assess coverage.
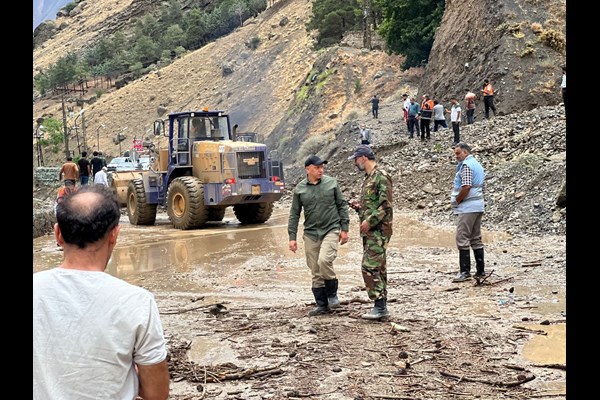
[33,0,72,30]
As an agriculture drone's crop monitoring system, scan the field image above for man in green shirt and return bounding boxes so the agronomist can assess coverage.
[288,155,350,316]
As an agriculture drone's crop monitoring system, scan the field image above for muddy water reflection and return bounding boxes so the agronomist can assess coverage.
[33,212,510,283]
[522,324,566,365]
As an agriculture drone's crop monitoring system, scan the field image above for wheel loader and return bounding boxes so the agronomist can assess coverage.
[120,109,285,229]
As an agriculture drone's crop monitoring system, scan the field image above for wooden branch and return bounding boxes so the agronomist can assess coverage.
[439,369,535,387]
[368,395,419,400]
[475,269,495,285]
[503,364,526,371]
[286,388,338,398]
[442,287,460,292]
[487,276,514,286]
[511,325,548,335]
[160,302,229,315]
[533,363,566,370]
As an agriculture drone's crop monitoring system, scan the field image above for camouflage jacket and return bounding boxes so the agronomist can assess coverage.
[359,164,393,238]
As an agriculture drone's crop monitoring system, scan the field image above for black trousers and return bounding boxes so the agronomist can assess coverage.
[484,96,496,118]
[420,119,431,139]
[452,122,460,144]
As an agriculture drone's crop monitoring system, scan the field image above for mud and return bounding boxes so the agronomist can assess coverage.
[33,206,566,399]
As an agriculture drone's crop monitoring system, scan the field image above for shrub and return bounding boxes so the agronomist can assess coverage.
[63,2,77,13]
[246,36,260,50]
[298,135,331,161]
[95,88,104,98]
[346,110,359,121]
[539,29,566,53]
[296,84,310,102]
[354,79,361,93]
[530,22,543,34]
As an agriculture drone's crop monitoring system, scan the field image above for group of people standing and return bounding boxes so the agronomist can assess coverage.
[288,141,486,318]
[397,79,497,144]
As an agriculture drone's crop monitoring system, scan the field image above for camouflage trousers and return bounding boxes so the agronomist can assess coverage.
[361,230,390,301]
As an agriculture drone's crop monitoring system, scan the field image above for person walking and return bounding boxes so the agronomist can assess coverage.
[407,98,421,139]
[33,184,169,399]
[94,166,109,186]
[359,124,372,145]
[481,79,497,119]
[347,145,393,320]
[432,99,447,132]
[58,156,79,185]
[419,95,434,141]
[370,95,380,119]
[77,151,91,185]
[450,143,486,282]
[464,89,477,124]
[446,97,462,145]
[288,155,350,316]
[90,151,105,181]
[561,65,566,114]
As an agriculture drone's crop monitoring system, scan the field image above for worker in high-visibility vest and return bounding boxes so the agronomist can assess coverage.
[481,79,497,119]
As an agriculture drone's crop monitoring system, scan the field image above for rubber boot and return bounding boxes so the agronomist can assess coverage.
[362,298,390,320]
[473,248,485,277]
[309,287,330,316]
[453,249,472,282]
[324,278,340,309]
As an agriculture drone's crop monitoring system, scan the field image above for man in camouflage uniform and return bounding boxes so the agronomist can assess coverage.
[348,145,393,319]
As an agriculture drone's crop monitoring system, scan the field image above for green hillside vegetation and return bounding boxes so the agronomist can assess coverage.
[308,0,444,68]
[34,0,268,96]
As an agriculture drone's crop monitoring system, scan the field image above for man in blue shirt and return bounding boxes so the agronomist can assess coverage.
[450,143,486,282]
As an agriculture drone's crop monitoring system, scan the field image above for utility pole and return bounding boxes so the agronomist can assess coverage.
[61,94,70,158]
[81,109,87,151]
[363,0,372,50]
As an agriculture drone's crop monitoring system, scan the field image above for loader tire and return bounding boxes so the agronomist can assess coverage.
[127,179,157,225]
[167,176,208,229]
[233,202,274,224]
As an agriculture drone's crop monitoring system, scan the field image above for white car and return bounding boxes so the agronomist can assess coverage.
[107,157,137,172]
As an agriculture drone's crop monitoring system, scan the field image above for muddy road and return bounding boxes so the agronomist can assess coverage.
[33,205,566,399]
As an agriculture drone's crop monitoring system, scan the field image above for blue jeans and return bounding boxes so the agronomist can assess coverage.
[80,176,89,185]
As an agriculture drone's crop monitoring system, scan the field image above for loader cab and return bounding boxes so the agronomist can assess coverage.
[166,110,232,167]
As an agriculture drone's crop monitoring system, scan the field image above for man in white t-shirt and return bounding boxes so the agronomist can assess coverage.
[446,97,462,145]
[33,184,169,400]
[432,99,447,132]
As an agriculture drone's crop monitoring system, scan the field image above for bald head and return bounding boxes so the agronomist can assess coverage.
[56,185,120,249]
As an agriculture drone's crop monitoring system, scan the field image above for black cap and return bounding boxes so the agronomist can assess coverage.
[305,155,328,167]
[348,144,374,160]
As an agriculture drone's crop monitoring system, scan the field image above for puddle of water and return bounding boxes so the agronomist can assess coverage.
[189,336,239,365]
[33,211,512,295]
[521,324,566,365]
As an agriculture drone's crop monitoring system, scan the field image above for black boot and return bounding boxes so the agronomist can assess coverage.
[309,287,330,316]
[453,249,472,282]
[362,298,390,320]
[473,248,485,277]
[324,278,340,309]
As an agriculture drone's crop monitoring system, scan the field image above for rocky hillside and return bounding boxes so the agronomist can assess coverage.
[33,0,567,238]
[286,103,566,237]
[419,0,566,120]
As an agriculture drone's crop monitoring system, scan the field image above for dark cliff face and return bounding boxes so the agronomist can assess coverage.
[418,0,566,119]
